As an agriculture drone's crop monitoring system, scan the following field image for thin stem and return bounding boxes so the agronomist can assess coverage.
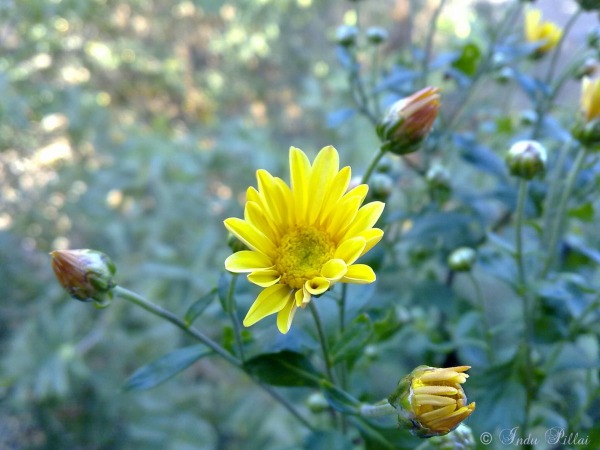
[542,146,587,276]
[542,141,571,241]
[420,0,448,86]
[361,148,386,185]
[114,286,240,366]
[226,274,245,361]
[359,401,396,418]
[544,9,582,90]
[467,273,495,365]
[514,180,535,441]
[113,285,316,432]
[309,302,336,383]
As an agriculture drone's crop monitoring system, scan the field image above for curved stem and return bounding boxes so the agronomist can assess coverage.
[113,285,316,432]
[359,401,396,418]
[361,148,386,185]
[225,274,245,361]
[542,146,587,276]
[309,302,336,383]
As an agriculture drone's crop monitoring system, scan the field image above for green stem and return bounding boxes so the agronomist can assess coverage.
[542,141,571,240]
[542,146,587,276]
[113,285,316,432]
[420,0,448,86]
[359,401,396,418]
[544,9,582,91]
[467,273,495,365]
[309,302,336,384]
[361,148,386,185]
[225,274,245,361]
[514,180,534,436]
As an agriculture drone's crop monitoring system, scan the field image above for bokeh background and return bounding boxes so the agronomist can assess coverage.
[1,0,597,449]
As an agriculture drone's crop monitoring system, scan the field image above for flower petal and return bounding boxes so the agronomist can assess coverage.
[321,258,347,281]
[357,228,384,255]
[341,201,385,241]
[294,288,309,307]
[277,297,298,334]
[307,146,339,224]
[245,201,279,240]
[224,217,277,257]
[289,147,311,224]
[243,284,293,327]
[342,264,376,284]
[247,269,281,287]
[225,251,273,273]
[325,195,362,238]
[319,166,351,224]
[334,237,366,264]
[257,170,286,229]
[305,277,330,295]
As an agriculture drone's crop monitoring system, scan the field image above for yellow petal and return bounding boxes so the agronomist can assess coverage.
[247,269,281,287]
[325,195,362,238]
[419,404,457,422]
[295,288,309,307]
[243,284,293,327]
[342,264,376,284]
[257,170,286,228]
[341,201,385,241]
[334,237,366,264]
[413,386,459,396]
[307,146,339,224]
[414,394,458,407]
[277,297,298,334]
[343,183,369,203]
[224,217,276,257]
[358,228,384,255]
[319,166,351,223]
[245,201,279,240]
[225,251,273,273]
[289,147,311,224]
[305,277,330,295]
[321,258,347,281]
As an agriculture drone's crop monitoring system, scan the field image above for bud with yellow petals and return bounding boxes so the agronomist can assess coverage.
[388,366,476,438]
[573,77,600,150]
[524,8,562,57]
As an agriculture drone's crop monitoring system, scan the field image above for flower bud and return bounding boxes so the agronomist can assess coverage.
[524,8,562,57]
[576,0,600,11]
[580,77,600,123]
[377,87,441,155]
[335,25,359,47]
[447,247,477,272]
[506,140,547,179]
[587,28,600,49]
[50,249,116,307]
[388,365,476,438]
[574,57,599,79]
[494,66,515,84]
[426,164,451,191]
[376,155,394,173]
[370,172,394,200]
[306,392,329,413]
[519,109,538,126]
[366,27,389,45]
[414,424,476,450]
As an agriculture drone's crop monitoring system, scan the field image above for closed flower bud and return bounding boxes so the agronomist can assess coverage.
[335,25,359,47]
[377,87,441,155]
[376,155,394,173]
[574,57,599,79]
[494,66,515,84]
[306,392,329,413]
[524,8,562,57]
[50,249,116,307]
[506,140,547,179]
[366,27,389,45]
[388,365,476,438]
[415,424,475,450]
[519,109,538,126]
[447,247,477,272]
[370,172,394,200]
[426,164,451,191]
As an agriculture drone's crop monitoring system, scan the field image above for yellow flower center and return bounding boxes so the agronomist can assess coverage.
[275,226,335,289]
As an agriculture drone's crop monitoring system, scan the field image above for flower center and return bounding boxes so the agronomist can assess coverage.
[275,226,335,290]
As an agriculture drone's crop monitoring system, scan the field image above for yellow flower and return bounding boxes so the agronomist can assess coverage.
[389,365,476,437]
[525,8,562,54]
[581,76,600,122]
[224,146,384,334]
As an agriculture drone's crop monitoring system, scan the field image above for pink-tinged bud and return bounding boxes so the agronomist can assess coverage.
[506,140,547,179]
[377,87,441,155]
[50,249,116,307]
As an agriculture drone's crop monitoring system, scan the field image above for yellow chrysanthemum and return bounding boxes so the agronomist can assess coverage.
[224,146,384,334]
[582,76,600,122]
[525,8,562,54]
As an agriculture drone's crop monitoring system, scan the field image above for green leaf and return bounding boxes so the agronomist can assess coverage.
[568,202,594,222]
[243,350,322,387]
[124,345,212,391]
[320,380,360,414]
[330,314,373,365]
[217,272,232,313]
[451,42,481,76]
[184,288,216,326]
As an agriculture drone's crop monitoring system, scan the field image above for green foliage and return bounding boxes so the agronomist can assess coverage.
[2,0,600,449]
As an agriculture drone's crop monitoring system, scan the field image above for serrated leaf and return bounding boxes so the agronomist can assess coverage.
[244,350,322,387]
[124,345,212,391]
[184,288,216,326]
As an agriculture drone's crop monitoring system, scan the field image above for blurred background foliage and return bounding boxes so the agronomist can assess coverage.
[1,0,599,449]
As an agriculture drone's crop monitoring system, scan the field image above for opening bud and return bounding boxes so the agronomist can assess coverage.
[388,365,476,438]
[377,87,441,155]
[506,140,547,179]
[50,249,116,307]
[335,25,359,47]
[447,247,477,272]
[524,8,562,57]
